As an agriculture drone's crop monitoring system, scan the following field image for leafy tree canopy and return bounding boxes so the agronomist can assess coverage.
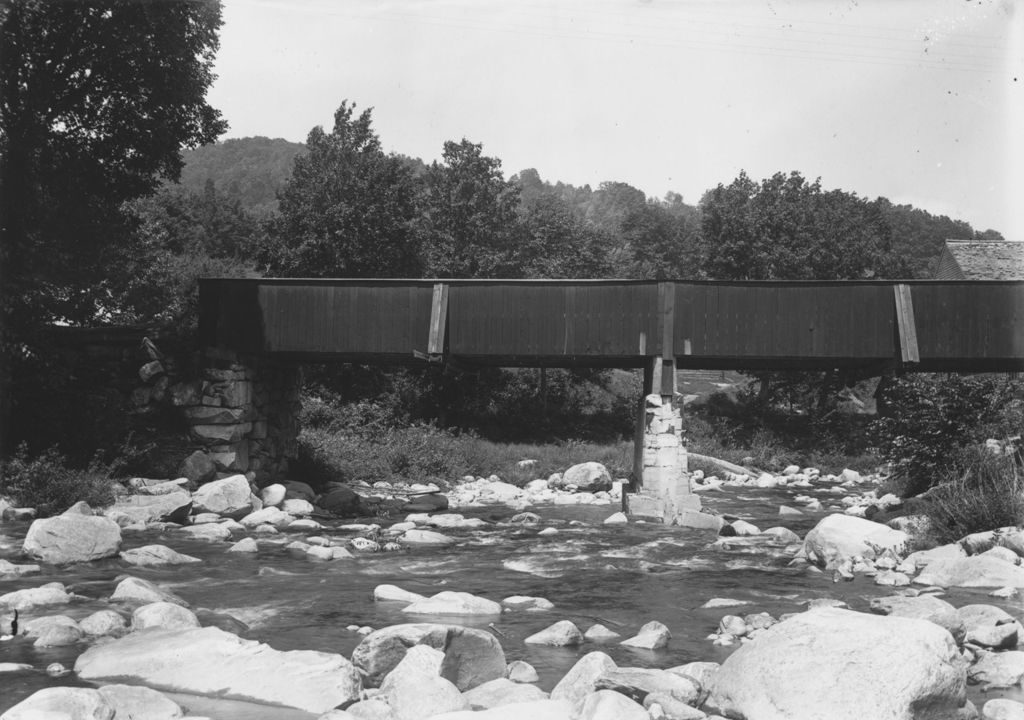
[418,139,521,278]
[699,171,905,280]
[260,102,421,278]
[0,0,227,330]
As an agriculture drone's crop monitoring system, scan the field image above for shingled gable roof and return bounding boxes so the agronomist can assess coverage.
[937,239,1024,280]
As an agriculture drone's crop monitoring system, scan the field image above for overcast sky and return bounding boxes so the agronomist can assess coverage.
[208,0,1022,240]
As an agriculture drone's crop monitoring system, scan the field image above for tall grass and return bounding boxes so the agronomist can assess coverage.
[920,447,1024,545]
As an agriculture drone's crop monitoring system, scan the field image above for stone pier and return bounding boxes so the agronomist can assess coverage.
[625,365,720,529]
[177,349,302,486]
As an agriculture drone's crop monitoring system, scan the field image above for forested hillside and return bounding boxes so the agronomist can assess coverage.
[177,137,307,215]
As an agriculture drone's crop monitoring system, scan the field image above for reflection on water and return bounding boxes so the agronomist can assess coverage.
[1,483,1021,716]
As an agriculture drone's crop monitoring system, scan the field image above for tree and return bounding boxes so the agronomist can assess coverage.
[0,0,227,458]
[0,0,227,330]
[699,171,903,280]
[260,102,421,278]
[418,139,521,278]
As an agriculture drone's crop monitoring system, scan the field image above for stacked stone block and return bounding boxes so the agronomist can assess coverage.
[175,351,302,484]
[627,393,715,528]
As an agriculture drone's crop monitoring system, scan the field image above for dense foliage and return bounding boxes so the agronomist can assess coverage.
[0,444,117,516]
[871,374,1023,496]
[178,137,307,216]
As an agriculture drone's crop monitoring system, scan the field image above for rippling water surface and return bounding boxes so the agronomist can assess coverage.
[1,482,1021,717]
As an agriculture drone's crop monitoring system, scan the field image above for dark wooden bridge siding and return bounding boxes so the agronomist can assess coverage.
[447,282,662,362]
[199,279,1024,371]
[912,282,1024,369]
[674,283,896,365]
[200,280,435,359]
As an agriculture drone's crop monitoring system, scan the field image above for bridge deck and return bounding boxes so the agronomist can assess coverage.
[198,279,1024,372]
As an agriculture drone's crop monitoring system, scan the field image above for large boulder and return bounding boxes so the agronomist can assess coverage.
[74,626,361,713]
[351,623,506,690]
[802,514,908,567]
[379,646,468,720]
[916,556,1024,588]
[868,594,966,644]
[97,684,183,720]
[968,651,1024,688]
[22,514,122,564]
[578,690,648,720]
[554,462,612,492]
[0,687,114,720]
[191,474,254,518]
[550,651,618,713]
[104,491,192,525]
[462,678,548,710]
[708,608,969,720]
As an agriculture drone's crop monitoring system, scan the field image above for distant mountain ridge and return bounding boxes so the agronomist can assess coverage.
[177,137,307,215]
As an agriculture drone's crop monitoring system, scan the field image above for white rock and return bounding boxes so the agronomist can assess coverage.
[579,689,648,720]
[549,651,617,713]
[868,594,965,643]
[462,677,547,710]
[603,512,628,525]
[191,475,254,518]
[22,514,122,564]
[982,699,1024,720]
[380,646,468,720]
[374,584,426,603]
[969,651,1024,688]
[111,577,187,606]
[501,596,554,611]
[74,626,362,713]
[506,660,540,683]
[0,582,71,610]
[708,608,968,720]
[538,527,559,536]
[403,591,502,616]
[399,529,457,547]
[619,620,671,649]
[176,523,232,541]
[259,484,286,507]
[132,602,201,631]
[79,610,128,637]
[584,624,621,642]
[0,687,113,720]
[0,558,40,576]
[120,544,200,567]
[524,620,583,646]
[556,462,612,492]
[916,555,1024,588]
[239,507,294,529]
[803,514,908,567]
[350,623,506,690]
[282,498,314,516]
[97,684,183,720]
[227,537,258,553]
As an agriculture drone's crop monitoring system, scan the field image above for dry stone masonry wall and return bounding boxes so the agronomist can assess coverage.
[174,350,302,485]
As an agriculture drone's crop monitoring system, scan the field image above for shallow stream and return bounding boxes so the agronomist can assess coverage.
[2,480,1021,717]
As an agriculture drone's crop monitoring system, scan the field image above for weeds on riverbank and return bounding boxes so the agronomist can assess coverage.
[0,444,117,516]
[917,447,1023,545]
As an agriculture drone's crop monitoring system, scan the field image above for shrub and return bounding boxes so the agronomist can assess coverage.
[920,445,1024,545]
[0,444,118,516]
[871,374,1023,496]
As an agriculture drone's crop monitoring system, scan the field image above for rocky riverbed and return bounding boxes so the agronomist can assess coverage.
[1,464,1023,720]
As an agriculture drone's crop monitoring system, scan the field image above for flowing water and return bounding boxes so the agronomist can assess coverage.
[1,481,1021,717]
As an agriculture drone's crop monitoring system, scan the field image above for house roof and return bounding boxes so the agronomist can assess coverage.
[944,240,1024,280]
